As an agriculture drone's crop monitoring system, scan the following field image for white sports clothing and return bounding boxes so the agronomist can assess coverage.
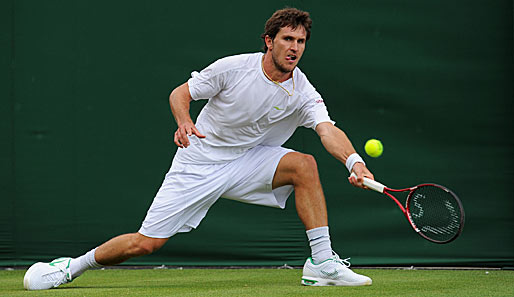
[139,52,335,238]
[306,226,333,264]
[176,52,334,164]
[139,145,294,238]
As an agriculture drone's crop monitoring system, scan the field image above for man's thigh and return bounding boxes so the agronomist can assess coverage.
[222,146,295,209]
[138,161,232,238]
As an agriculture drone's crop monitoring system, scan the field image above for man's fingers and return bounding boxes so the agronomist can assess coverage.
[192,127,206,138]
[175,129,189,148]
[174,131,184,148]
[348,172,367,189]
[348,175,359,187]
[180,129,190,147]
[174,124,205,148]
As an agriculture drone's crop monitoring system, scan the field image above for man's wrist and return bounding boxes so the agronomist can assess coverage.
[345,153,365,172]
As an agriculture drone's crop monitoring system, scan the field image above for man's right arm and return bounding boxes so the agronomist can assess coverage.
[169,82,205,148]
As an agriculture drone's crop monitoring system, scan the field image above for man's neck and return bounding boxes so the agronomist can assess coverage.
[262,53,292,83]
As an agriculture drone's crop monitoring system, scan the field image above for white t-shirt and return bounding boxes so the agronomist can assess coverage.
[175,52,334,164]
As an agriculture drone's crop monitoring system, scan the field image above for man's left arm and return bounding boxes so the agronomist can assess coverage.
[315,122,374,188]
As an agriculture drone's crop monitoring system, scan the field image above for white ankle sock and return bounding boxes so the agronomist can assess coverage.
[70,248,102,279]
[306,226,333,264]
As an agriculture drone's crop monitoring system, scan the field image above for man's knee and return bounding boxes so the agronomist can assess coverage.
[289,153,319,181]
[133,234,168,256]
[274,152,320,189]
[294,153,318,173]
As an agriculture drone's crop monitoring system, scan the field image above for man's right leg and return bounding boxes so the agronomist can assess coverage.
[272,151,372,286]
[24,232,168,290]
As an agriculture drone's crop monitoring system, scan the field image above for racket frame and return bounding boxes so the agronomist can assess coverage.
[350,173,464,244]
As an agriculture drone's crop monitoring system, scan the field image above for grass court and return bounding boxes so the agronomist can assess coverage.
[1,267,513,296]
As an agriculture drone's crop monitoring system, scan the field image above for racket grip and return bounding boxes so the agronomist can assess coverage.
[350,172,386,193]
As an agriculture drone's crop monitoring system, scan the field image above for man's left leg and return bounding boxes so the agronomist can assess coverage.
[273,152,372,286]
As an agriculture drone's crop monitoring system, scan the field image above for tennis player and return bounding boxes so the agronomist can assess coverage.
[24,8,374,289]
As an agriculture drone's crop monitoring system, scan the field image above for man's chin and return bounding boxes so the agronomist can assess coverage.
[271,56,297,74]
[277,64,296,74]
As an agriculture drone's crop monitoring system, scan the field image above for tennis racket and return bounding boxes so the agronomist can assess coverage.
[350,173,465,244]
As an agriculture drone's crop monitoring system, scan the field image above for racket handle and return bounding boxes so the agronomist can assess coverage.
[350,172,386,193]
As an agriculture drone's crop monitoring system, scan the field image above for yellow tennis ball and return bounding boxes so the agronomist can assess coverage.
[365,139,383,158]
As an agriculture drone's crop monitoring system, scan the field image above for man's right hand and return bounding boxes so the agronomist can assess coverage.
[174,122,206,148]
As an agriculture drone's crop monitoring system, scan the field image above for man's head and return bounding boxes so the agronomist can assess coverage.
[261,8,312,53]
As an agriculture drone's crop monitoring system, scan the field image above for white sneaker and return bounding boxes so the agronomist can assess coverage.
[301,254,372,286]
[24,257,73,290]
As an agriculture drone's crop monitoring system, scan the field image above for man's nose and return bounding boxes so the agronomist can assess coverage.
[290,41,298,51]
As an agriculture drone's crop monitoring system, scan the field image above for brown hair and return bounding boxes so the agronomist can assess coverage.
[261,8,312,52]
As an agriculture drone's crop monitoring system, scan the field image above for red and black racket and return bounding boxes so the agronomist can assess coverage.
[350,173,465,244]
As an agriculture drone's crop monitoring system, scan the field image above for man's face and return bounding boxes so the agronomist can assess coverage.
[266,26,306,73]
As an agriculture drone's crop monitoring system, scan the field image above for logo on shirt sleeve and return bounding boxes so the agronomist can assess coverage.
[315,99,324,104]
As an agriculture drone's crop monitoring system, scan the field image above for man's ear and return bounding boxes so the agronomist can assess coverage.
[265,35,273,51]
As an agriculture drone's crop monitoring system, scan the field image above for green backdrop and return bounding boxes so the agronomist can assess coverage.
[1,0,512,268]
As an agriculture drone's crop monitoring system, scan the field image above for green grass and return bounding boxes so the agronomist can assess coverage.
[1,268,513,296]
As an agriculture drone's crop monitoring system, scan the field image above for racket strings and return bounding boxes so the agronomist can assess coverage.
[407,185,463,242]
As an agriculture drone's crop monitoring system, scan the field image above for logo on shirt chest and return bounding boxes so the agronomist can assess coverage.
[273,106,284,111]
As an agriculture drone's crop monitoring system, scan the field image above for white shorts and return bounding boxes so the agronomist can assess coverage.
[138,145,294,238]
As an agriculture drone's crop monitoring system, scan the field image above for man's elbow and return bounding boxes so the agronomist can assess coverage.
[315,122,334,137]
[170,83,191,103]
